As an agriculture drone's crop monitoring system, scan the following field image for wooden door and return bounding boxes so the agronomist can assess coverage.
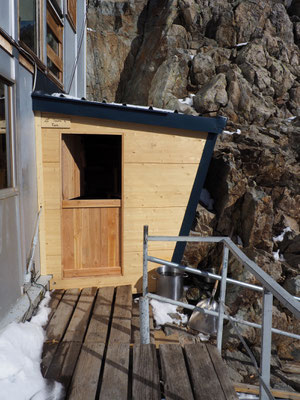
[61,135,121,277]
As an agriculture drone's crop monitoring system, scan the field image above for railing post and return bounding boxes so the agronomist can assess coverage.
[143,225,148,297]
[140,225,150,344]
[260,289,273,400]
[217,243,229,353]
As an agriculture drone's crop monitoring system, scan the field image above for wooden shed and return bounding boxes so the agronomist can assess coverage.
[32,93,227,291]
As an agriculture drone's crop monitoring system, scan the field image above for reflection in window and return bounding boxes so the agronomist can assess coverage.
[0,81,9,190]
[19,0,37,54]
[47,26,59,55]
[47,57,60,79]
[46,5,63,82]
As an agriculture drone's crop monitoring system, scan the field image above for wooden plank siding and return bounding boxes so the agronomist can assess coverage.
[36,114,207,289]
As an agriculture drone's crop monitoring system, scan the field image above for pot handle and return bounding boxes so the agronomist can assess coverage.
[183,272,188,278]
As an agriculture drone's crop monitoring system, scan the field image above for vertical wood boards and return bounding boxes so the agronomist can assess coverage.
[38,114,207,289]
[184,343,226,400]
[159,344,194,400]
[62,206,121,277]
[61,134,83,200]
[132,344,161,400]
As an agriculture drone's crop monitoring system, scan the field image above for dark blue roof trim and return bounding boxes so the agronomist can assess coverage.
[32,93,227,134]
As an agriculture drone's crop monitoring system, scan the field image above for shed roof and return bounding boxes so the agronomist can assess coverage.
[32,92,227,134]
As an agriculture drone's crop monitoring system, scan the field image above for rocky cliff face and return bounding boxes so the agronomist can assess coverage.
[86,0,300,382]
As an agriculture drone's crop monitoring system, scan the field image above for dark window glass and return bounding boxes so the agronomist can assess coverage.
[0,82,8,189]
[47,26,59,55]
[19,0,37,53]
[47,57,60,78]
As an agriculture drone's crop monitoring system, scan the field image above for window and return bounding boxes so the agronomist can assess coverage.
[67,0,77,32]
[0,80,12,190]
[19,0,39,55]
[47,4,63,82]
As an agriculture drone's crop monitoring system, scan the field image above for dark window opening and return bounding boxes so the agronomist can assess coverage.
[0,80,11,190]
[62,134,122,200]
[19,0,38,54]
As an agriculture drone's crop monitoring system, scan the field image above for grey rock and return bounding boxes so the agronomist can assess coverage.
[194,73,228,113]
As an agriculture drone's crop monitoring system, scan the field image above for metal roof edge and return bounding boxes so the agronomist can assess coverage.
[32,93,227,134]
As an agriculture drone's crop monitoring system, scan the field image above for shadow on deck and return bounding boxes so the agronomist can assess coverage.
[42,286,238,399]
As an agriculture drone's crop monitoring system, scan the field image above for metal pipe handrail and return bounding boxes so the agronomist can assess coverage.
[140,226,300,400]
[147,255,300,301]
[148,255,264,292]
[223,238,300,318]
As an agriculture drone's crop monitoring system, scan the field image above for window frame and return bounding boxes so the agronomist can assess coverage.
[0,78,16,194]
[18,0,43,61]
[66,0,77,32]
[46,2,64,84]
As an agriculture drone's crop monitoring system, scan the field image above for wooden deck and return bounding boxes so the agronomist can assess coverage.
[42,286,238,399]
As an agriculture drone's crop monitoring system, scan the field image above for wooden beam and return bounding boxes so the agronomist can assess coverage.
[19,54,35,74]
[234,382,300,400]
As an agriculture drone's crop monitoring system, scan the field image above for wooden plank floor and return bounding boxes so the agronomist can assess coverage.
[42,286,237,399]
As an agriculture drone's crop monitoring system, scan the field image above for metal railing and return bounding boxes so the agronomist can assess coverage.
[139,226,300,400]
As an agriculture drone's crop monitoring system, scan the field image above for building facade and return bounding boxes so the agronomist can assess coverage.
[0,0,86,322]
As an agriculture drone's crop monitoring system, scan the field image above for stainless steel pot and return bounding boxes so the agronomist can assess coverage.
[155,265,187,301]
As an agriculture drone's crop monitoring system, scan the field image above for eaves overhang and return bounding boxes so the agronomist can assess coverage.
[32,93,227,135]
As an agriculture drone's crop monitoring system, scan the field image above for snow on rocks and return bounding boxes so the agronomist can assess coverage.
[150,299,188,328]
[0,292,63,400]
[273,227,292,242]
[223,128,241,135]
[178,94,195,107]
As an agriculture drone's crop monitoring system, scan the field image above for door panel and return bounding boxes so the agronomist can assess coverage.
[62,201,121,277]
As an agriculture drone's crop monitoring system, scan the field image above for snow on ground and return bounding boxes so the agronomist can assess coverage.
[200,188,214,211]
[150,299,188,328]
[0,292,63,400]
[273,227,292,242]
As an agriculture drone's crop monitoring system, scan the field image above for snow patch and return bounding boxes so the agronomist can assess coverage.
[273,250,280,261]
[273,227,292,242]
[0,292,63,400]
[287,116,296,121]
[235,42,248,47]
[200,188,214,211]
[223,129,241,135]
[150,299,188,328]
